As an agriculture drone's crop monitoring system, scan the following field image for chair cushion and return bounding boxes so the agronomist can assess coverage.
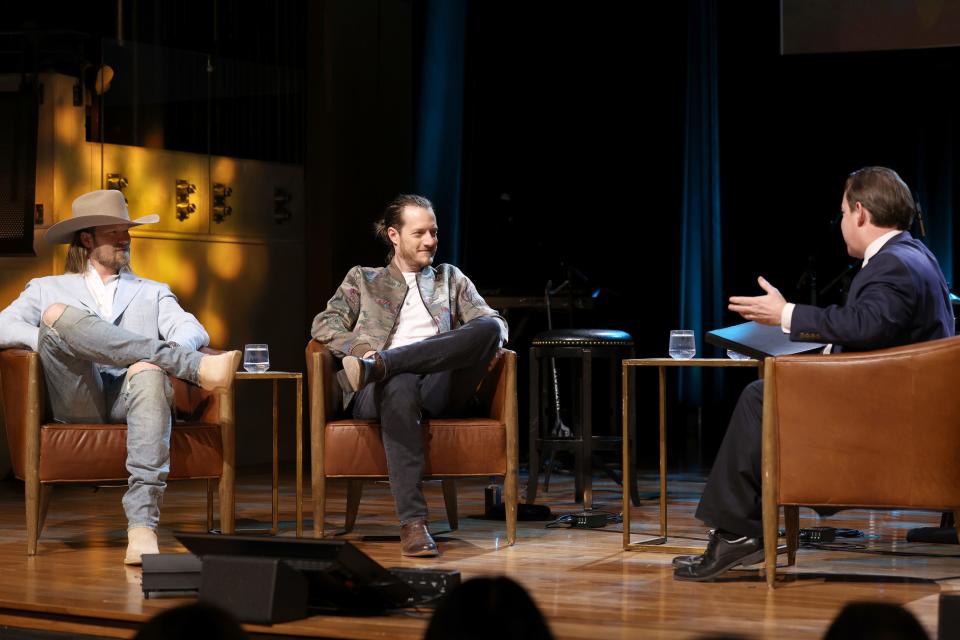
[532,329,633,346]
[324,419,507,477]
[38,422,223,483]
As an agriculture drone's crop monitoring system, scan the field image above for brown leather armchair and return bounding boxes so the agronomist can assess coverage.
[306,341,519,545]
[760,336,960,587]
[0,348,236,555]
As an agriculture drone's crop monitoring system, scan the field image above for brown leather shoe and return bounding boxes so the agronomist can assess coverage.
[400,518,439,557]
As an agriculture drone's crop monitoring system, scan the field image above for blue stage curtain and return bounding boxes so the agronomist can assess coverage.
[914,120,954,289]
[679,0,723,404]
[413,0,467,264]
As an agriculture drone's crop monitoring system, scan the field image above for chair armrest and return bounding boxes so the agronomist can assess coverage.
[305,340,341,426]
[482,349,517,423]
[0,349,43,480]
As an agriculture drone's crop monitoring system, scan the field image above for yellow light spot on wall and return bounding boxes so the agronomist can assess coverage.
[175,261,198,297]
[200,310,228,347]
[211,157,237,183]
[207,243,244,281]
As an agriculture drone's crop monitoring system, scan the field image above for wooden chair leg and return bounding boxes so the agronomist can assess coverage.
[26,482,53,556]
[527,346,541,504]
[218,473,235,535]
[441,480,459,530]
[205,479,214,532]
[317,473,327,538]
[38,485,53,536]
[505,351,519,546]
[761,365,779,588]
[345,480,363,533]
[505,472,518,546]
[785,506,800,566]
[25,473,40,556]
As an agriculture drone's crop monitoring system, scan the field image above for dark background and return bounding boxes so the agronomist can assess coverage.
[1,0,957,473]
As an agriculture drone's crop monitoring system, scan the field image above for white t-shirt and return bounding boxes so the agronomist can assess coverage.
[384,272,439,350]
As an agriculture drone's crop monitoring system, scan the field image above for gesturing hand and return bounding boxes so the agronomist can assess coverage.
[728,276,787,326]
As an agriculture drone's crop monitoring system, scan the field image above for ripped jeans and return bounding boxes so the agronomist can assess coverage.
[37,305,204,530]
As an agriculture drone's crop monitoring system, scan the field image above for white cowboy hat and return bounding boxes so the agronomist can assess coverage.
[45,189,159,244]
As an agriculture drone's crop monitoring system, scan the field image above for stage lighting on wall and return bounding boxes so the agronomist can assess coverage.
[273,187,292,224]
[212,183,233,223]
[106,173,128,193]
[176,179,197,221]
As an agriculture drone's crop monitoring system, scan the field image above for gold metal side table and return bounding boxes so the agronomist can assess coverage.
[621,358,763,553]
[235,371,304,536]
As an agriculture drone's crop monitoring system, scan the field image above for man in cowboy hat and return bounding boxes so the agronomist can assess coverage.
[0,189,241,564]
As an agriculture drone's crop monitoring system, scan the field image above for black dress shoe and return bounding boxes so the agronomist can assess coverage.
[342,354,386,391]
[673,542,786,568]
[672,554,700,568]
[673,532,764,582]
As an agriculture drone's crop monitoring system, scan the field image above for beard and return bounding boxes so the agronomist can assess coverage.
[397,243,435,268]
[90,244,131,271]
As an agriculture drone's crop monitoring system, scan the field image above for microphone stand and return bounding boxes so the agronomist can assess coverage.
[544,279,573,439]
[819,263,859,305]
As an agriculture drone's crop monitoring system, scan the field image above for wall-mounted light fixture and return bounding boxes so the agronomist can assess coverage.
[273,187,292,224]
[106,173,128,193]
[212,183,233,223]
[175,179,197,221]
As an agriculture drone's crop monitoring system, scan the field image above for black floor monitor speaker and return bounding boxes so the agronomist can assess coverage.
[175,532,418,616]
[940,592,960,639]
[200,555,309,624]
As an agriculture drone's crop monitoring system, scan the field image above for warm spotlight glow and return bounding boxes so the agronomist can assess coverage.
[200,310,228,347]
[129,241,198,298]
[211,157,237,184]
[207,243,244,280]
[176,261,198,297]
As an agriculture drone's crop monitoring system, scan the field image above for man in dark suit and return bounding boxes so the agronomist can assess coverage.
[675,166,954,581]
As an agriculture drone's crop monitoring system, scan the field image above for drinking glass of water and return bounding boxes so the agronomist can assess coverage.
[668,330,696,360]
[243,344,270,372]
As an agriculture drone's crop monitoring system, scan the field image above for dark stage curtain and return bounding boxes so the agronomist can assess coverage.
[414,0,467,265]
[679,0,723,403]
[915,125,955,289]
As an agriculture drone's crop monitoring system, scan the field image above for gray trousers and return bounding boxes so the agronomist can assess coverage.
[37,305,205,530]
[352,316,503,523]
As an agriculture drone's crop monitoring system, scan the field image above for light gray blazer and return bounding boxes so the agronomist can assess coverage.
[0,271,209,362]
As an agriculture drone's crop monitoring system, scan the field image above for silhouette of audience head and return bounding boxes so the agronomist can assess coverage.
[424,576,554,640]
[824,602,929,640]
[134,602,249,640]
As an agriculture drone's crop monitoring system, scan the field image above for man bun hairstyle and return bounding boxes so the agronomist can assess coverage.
[844,166,916,231]
[373,194,434,263]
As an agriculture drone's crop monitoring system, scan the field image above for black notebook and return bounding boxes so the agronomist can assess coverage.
[705,321,825,360]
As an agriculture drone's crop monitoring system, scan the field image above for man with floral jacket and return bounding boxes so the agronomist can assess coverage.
[311,194,507,557]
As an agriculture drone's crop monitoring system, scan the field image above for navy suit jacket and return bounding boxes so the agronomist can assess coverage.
[791,231,954,352]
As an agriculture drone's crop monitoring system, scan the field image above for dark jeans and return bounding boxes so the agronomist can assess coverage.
[695,379,765,538]
[352,316,502,523]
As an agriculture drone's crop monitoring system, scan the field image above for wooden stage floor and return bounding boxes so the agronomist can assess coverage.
[0,469,958,639]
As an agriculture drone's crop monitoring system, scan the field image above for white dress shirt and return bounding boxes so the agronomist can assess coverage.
[83,261,120,319]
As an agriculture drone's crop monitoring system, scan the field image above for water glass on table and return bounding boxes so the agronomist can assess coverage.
[668,330,696,360]
[243,344,270,372]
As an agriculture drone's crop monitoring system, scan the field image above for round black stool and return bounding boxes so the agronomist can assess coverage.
[527,328,639,507]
